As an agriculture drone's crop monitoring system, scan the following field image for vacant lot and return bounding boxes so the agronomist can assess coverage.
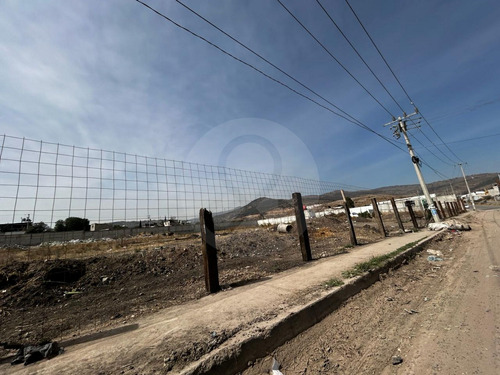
[0,208,423,365]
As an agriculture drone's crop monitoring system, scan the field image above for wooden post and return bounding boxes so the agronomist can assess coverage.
[437,201,446,219]
[432,201,443,220]
[340,189,347,202]
[445,202,453,217]
[452,202,459,215]
[344,203,358,246]
[390,198,405,232]
[199,208,220,293]
[292,192,312,261]
[405,201,419,229]
[456,198,464,213]
[371,198,387,236]
[460,198,467,211]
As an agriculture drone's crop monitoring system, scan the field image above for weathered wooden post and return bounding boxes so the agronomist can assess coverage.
[445,202,453,217]
[438,201,446,219]
[456,198,465,213]
[199,208,220,293]
[405,200,419,229]
[344,202,358,246]
[452,202,459,216]
[390,198,405,232]
[292,192,312,261]
[460,198,467,211]
[432,201,443,220]
[371,198,387,237]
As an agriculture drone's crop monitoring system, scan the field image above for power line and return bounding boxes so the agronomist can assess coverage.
[432,132,500,146]
[344,0,464,163]
[135,0,405,152]
[315,0,405,113]
[316,0,455,167]
[175,0,368,134]
[411,133,454,167]
[136,1,452,181]
[275,0,396,117]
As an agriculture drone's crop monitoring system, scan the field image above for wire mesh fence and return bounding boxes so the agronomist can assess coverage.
[0,134,362,231]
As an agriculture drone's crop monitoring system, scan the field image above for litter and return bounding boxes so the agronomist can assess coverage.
[427,256,443,261]
[271,357,284,375]
[10,342,64,366]
[426,249,443,257]
[428,220,471,231]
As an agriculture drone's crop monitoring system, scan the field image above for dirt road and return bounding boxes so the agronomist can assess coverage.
[244,209,500,374]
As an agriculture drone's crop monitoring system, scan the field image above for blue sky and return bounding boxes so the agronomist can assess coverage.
[1,0,499,189]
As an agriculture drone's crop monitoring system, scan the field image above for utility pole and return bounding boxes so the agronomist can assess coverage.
[385,110,441,223]
[458,163,476,211]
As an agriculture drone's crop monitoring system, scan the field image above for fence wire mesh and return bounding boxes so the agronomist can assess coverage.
[0,134,361,229]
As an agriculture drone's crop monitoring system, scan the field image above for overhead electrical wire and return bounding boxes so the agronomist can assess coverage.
[315,0,455,167]
[135,0,450,178]
[315,0,405,113]
[174,0,370,134]
[135,0,406,153]
[344,0,464,164]
[275,0,395,118]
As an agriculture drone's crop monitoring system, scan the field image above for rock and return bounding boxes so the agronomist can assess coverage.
[392,355,403,365]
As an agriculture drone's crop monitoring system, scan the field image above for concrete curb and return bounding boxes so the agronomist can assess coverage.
[180,230,444,375]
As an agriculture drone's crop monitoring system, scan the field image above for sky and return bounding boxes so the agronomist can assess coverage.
[1,0,499,190]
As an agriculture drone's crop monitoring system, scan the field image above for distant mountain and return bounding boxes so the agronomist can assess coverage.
[214,173,498,222]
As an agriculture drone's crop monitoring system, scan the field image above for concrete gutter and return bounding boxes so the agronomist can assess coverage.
[181,230,443,375]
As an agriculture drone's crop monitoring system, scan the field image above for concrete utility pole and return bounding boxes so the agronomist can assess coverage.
[458,163,476,211]
[385,110,441,223]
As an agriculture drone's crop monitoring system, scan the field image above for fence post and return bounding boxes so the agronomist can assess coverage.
[292,192,312,261]
[344,203,358,246]
[437,201,446,219]
[445,202,453,217]
[390,198,405,232]
[456,198,464,213]
[405,201,419,229]
[432,201,443,220]
[371,198,387,236]
[199,208,220,293]
[452,202,459,215]
[460,198,467,211]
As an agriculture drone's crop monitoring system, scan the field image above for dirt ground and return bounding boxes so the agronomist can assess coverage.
[243,209,500,375]
[0,209,422,362]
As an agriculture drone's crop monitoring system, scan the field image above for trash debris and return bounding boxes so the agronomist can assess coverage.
[426,249,443,257]
[271,357,284,375]
[427,256,443,261]
[277,224,293,233]
[404,308,419,314]
[392,355,403,365]
[10,342,64,366]
[428,220,471,231]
